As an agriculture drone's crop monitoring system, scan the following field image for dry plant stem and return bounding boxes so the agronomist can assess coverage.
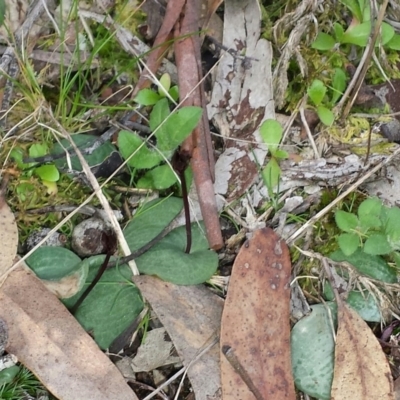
[47,111,139,275]
[0,0,47,120]
[174,0,223,250]
[286,144,400,244]
[340,0,389,120]
[131,0,186,97]
[321,257,345,307]
[299,101,319,158]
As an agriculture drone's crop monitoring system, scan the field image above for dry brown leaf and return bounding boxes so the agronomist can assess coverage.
[331,303,394,400]
[0,266,138,400]
[394,375,400,400]
[0,196,18,276]
[133,275,223,400]
[220,227,295,400]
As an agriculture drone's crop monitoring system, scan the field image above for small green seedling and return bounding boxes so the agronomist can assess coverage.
[312,0,400,51]
[133,73,179,106]
[11,143,60,195]
[335,197,400,267]
[259,119,288,198]
[118,77,202,190]
[307,69,346,126]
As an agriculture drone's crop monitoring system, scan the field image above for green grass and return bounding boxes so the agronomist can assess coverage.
[0,365,53,399]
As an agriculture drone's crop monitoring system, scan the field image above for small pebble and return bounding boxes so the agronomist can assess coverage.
[71,217,110,257]
[25,228,67,252]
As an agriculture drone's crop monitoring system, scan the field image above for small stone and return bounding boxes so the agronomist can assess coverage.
[71,217,110,257]
[25,228,67,252]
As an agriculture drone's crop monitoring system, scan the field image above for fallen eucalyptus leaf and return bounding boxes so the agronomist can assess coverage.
[0,196,18,276]
[221,228,295,400]
[331,303,394,399]
[0,266,138,400]
[133,275,223,400]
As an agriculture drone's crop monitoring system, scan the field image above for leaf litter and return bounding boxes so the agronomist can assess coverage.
[1,0,400,398]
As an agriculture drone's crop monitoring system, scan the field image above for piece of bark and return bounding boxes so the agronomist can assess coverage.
[133,275,223,400]
[208,0,274,201]
[0,266,138,400]
[220,228,295,399]
[174,0,223,250]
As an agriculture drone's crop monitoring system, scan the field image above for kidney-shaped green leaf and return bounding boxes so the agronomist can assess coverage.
[124,197,183,252]
[136,223,218,285]
[291,302,337,400]
[26,246,81,280]
[63,255,144,350]
[53,134,116,172]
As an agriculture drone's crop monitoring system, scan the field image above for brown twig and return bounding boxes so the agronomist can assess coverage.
[174,0,223,250]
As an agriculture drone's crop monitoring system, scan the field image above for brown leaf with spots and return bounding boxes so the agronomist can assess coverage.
[0,266,138,400]
[220,228,295,400]
[331,303,394,400]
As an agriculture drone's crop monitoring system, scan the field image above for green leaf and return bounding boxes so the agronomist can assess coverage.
[386,34,400,50]
[393,251,400,269]
[135,222,218,285]
[0,0,6,27]
[339,0,363,22]
[134,88,161,106]
[168,86,179,101]
[26,246,81,280]
[324,282,381,322]
[341,21,371,46]
[383,207,400,251]
[117,130,163,169]
[10,148,32,170]
[157,106,203,152]
[357,198,382,230]
[259,119,283,153]
[149,98,170,133]
[334,22,344,42]
[34,164,60,182]
[317,105,335,126]
[29,143,48,158]
[262,158,281,191]
[335,210,359,232]
[0,366,21,386]
[291,303,337,400]
[158,73,171,97]
[137,164,177,190]
[338,233,359,256]
[311,32,336,51]
[330,249,397,283]
[364,234,392,255]
[331,68,347,105]
[124,197,183,253]
[307,80,327,106]
[380,22,395,46]
[53,134,116,172]
[63,256,144,350]
[273,149,288,160]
